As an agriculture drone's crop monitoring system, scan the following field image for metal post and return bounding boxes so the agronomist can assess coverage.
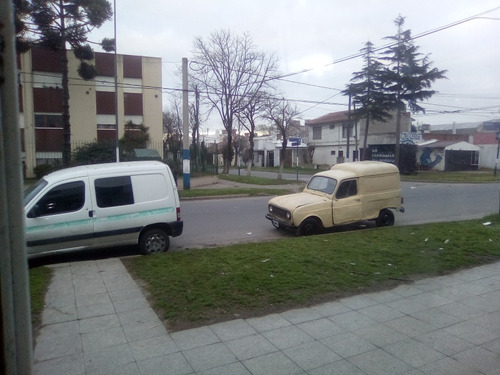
[0,1,33,373]
[182,58,190,189]
[296,142,299,181]
[113,0,119,162]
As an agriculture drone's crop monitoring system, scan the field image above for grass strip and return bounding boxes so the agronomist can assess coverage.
[123,214,500,331]
[29,266,52,328]
[179,187,292,198]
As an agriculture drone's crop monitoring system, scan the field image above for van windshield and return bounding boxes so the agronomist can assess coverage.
[24,179,48,206]
[306,176,337,195]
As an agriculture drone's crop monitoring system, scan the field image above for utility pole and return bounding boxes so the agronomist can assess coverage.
[0,1,34,373]
[182,58,190,189]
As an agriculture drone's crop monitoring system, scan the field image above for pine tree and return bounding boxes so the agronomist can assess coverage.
[343,41,393,160]
[381,16,446,167]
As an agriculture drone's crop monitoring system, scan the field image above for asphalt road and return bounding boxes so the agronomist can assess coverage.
[170,181,500,250]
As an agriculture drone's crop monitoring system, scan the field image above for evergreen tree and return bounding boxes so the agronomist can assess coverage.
[19,0,113,166]
[343,41,393,160]
[381,15,446,166]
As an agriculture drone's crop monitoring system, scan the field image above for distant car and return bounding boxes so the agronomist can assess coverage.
[266,161,404,235]
[24,161,183,258]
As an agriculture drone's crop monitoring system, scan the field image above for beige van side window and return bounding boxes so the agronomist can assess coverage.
[336,180,358,199]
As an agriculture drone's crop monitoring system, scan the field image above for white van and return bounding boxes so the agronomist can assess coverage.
[266,161,404,235]
[24,161,183,257]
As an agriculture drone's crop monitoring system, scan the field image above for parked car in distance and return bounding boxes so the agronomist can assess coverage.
[266,161,404,235]
[24,161,183,258]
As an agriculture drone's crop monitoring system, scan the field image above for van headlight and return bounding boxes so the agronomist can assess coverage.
[269,205,273,212]
[286,211,291,219]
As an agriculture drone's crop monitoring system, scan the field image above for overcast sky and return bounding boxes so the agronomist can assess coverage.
[90,0,500,131]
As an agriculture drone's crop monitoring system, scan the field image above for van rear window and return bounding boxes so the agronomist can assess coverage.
[95,176,134,208]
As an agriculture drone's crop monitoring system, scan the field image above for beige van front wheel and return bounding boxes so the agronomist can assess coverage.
[139,228,170,255]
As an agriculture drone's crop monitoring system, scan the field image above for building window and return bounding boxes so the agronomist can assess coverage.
[313,126,322,140]
[330,150,336,155]
[338,150,344,158]
[329,124,335,129]
[35,114,62,128]
[342,123,351,138]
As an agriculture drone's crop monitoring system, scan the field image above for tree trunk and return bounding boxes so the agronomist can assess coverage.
[394,107,401,168]
[59,2,71,167]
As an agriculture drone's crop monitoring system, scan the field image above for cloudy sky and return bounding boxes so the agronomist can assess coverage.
[90,0,500,131]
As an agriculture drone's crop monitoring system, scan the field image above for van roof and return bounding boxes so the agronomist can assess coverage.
[42,161,168,182]
[315,161,399,180]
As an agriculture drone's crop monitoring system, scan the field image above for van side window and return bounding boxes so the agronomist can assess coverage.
[95,176,134,208]
[34,181,85,216]
[336,180,358,199]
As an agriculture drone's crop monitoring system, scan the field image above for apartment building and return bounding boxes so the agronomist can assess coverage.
[18,47,163,178]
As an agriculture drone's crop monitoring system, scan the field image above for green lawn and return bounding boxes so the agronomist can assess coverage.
[123,214,500,332]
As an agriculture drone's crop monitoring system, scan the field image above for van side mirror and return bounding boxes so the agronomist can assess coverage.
[27,205,41,218]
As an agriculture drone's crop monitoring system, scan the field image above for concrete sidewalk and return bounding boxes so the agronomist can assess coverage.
[33,258,500,375]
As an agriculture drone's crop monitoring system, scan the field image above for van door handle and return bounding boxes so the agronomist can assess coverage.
[89,210,95,218]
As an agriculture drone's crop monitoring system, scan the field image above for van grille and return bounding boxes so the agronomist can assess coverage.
[270,205,288,219]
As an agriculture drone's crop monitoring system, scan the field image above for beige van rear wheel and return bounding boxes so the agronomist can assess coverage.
[376,209,395,227]
[139,228,170,255]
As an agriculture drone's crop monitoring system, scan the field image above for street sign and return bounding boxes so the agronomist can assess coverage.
[289,137,301,146]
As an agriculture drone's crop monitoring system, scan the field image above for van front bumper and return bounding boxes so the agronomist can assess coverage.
[265,214,295,231]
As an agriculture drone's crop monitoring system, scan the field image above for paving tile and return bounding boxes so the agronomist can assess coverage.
[108,286,144,303]
[437,300,487,320]
[171,326,220,351]
[33,353,84,375]
[182,342,237,372]
[354,323,407,347]
[453,346,500,375]
[365,290,401,304]
[263,324,315,350]
[86,360,140,375]
[246,312,292,332]
[386,297,428,315]
[470,310,500,335]
[209,318,256,341]
[81,326,127,352]
[481,337,500,354]
[79,313,121,334]
[41,305,78,325]
[284,340,341,371]
[358,303,405,323]
[113,296,150,313]
[444,321,499,345]
[34,332,82,362]
[243,351,304,375]
[77,301,116,319]
[296,318,345,339]
[280,306,323,324]
[409,307,463,329]
[75,291,112,307]
[408,291,453,308]
[348,348,413,375]
[340,295,378,310]
[198,361,251,375]
[391,284,426,297]
[384,315,435,337]
[83,343,135,374]
[129,335,179,361]
[414,329,474,356]
[328,310,377,331]
[321,331,376,358]
[383,337,445,368]
[137,352,193,375]
[418,356,482,375]
[308,359,366,375]
[225,334,278,360]
[312,301,352,318]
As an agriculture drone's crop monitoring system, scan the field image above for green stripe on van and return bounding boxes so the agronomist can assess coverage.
[26,207,175,233]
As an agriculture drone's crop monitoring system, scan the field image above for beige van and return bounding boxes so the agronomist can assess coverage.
[266,161,404,235]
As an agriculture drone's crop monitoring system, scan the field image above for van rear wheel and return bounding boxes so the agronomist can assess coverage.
[140,228,170,255]
[376,209,395,227]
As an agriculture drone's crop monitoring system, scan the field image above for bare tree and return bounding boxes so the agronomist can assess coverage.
[237,91,269,176]
[190,29,279,174]
[264,97,301,179]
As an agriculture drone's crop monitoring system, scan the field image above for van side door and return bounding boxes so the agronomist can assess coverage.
[25,179,94,255]
[90,175,140,248]
[332,179,362,224]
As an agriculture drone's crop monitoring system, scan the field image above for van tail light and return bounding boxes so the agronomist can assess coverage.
[401,197,404,205]
[176,207,181,221]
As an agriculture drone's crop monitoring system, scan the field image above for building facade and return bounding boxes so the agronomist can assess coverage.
[18,48,163,178]
[306,110,412,167]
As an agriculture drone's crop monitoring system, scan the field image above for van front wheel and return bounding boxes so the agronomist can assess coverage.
[299,218,321,236]
[139,228,170,255]
[376,209,395,227]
